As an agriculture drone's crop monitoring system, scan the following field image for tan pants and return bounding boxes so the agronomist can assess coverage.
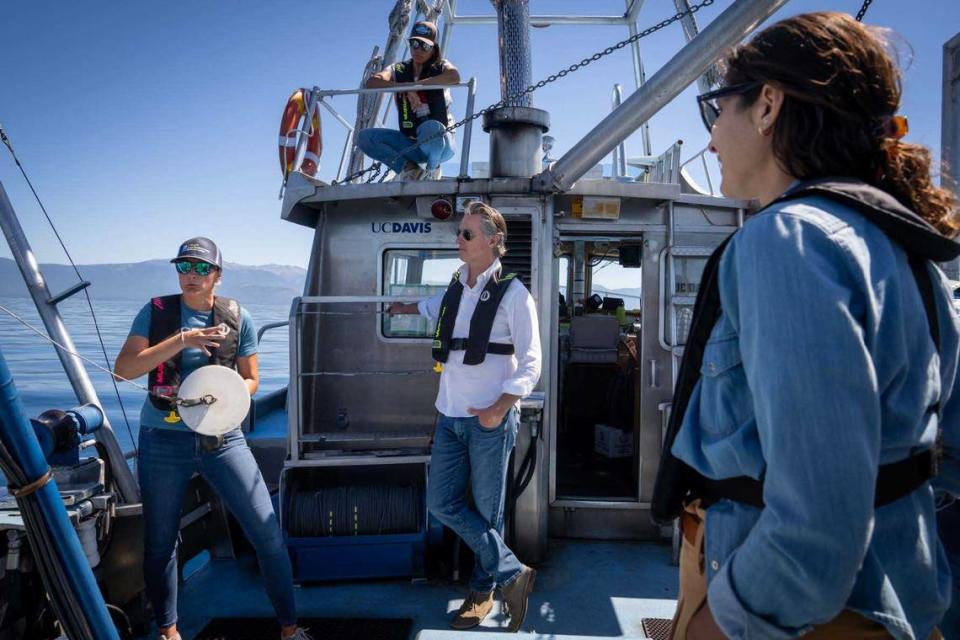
[669,501,941,640]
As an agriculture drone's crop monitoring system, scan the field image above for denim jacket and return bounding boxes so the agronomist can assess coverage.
[671,193,960,639]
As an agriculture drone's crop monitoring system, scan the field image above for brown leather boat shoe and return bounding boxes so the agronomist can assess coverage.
[501,565,536,632]
[450,590,495,630]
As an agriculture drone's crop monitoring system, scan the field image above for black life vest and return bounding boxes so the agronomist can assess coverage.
[147,295,241,411]
[432,268,517,365]
[393,59,451,141]
[650,179,960,524]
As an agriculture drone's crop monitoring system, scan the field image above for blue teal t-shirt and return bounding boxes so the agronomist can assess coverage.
[129,299,258,431]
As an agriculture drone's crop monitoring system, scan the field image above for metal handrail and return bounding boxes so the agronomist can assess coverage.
[257,321,289,343]
[290,78,478,181]
[610,84,627,178]
[679,145,716,195]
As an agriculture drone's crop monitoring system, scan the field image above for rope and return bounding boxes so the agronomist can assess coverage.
[7,468,53,498]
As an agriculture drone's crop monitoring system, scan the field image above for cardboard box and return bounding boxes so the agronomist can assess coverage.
[594,423,633,458]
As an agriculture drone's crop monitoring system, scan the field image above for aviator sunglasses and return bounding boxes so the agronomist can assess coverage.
[175,261,217,276]
[409,39,434,51]
[456,228,476,241]
[696,81,762,133]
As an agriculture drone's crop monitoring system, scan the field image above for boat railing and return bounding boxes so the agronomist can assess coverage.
[289,78,478,183]
[627,140,683,184]
[257,320,289,343]
[679,145,717,196]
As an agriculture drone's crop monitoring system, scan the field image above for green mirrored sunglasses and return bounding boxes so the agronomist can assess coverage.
[175,261,216,276]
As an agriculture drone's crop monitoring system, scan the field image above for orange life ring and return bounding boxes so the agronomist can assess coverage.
[278,88,322,177]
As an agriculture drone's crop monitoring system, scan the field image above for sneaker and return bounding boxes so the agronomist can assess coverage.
[399,165,425,181]
[424,166,442,180]
[500,565,536,632]
[282,628,313,640]
[450,590,495,629]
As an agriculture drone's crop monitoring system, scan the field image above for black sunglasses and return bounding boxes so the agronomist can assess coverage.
[696,81,763,133]
[456,229,475,241]
[409,39,434,51]
[175,261,216,276]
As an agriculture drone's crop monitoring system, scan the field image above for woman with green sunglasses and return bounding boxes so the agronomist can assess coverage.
[114,237,311,640]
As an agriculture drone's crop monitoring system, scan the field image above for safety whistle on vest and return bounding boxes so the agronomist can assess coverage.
[433,362,443,373]
[164,410,182,424]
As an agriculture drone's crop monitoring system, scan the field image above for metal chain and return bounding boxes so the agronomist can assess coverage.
[855,0,873,21]
[334,0,716,185]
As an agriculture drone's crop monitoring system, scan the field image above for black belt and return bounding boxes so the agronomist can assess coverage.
[447,338,514,356]
[700,448,937,509]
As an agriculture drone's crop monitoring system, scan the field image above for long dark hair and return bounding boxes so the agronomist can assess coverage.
[724,12,958,236]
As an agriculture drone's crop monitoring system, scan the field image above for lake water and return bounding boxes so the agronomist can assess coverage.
[0,295,292,456]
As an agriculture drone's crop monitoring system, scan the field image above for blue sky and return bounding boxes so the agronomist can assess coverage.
[0,0,956,269]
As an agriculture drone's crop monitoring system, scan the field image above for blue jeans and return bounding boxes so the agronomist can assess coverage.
[426,408,522,592]
[138,427,296,628]
[355,119,455,173]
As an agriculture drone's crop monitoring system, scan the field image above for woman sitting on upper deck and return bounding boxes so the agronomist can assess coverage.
[356,20,459,181]
[657,12,960,640]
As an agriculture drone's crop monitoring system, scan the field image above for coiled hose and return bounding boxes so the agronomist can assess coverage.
[288,484,423,537]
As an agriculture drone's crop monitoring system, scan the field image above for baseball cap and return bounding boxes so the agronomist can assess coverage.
[171,237,222,268]
[409,21,438,46]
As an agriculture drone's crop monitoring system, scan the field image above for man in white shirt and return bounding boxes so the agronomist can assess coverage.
[388,202,541,632]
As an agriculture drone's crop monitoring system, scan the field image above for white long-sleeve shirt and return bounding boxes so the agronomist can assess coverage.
[418,259,542,417]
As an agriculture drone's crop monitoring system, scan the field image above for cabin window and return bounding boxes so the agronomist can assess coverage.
[381,248,459,338]
[589,257,641,312]
[670,256,707,345]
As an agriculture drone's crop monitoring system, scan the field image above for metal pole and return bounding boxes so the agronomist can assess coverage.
[441,0,456,51]
[625,0,644,21]
[942,32,960,278]
[611,84,627,177]
[453,15,629,25]
[460,76,477,178]
[625,0,652,155]
[0,180,140,503]
[291,89,320,174]
[0,347,120,640]
[535,0,790,192]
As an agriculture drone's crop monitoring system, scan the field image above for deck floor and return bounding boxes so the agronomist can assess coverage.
[166,539,679,639]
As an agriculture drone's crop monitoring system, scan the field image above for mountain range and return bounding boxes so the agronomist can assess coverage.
[0,258,306,305]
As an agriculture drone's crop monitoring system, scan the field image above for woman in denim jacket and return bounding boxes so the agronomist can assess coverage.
[665,12,960,640]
